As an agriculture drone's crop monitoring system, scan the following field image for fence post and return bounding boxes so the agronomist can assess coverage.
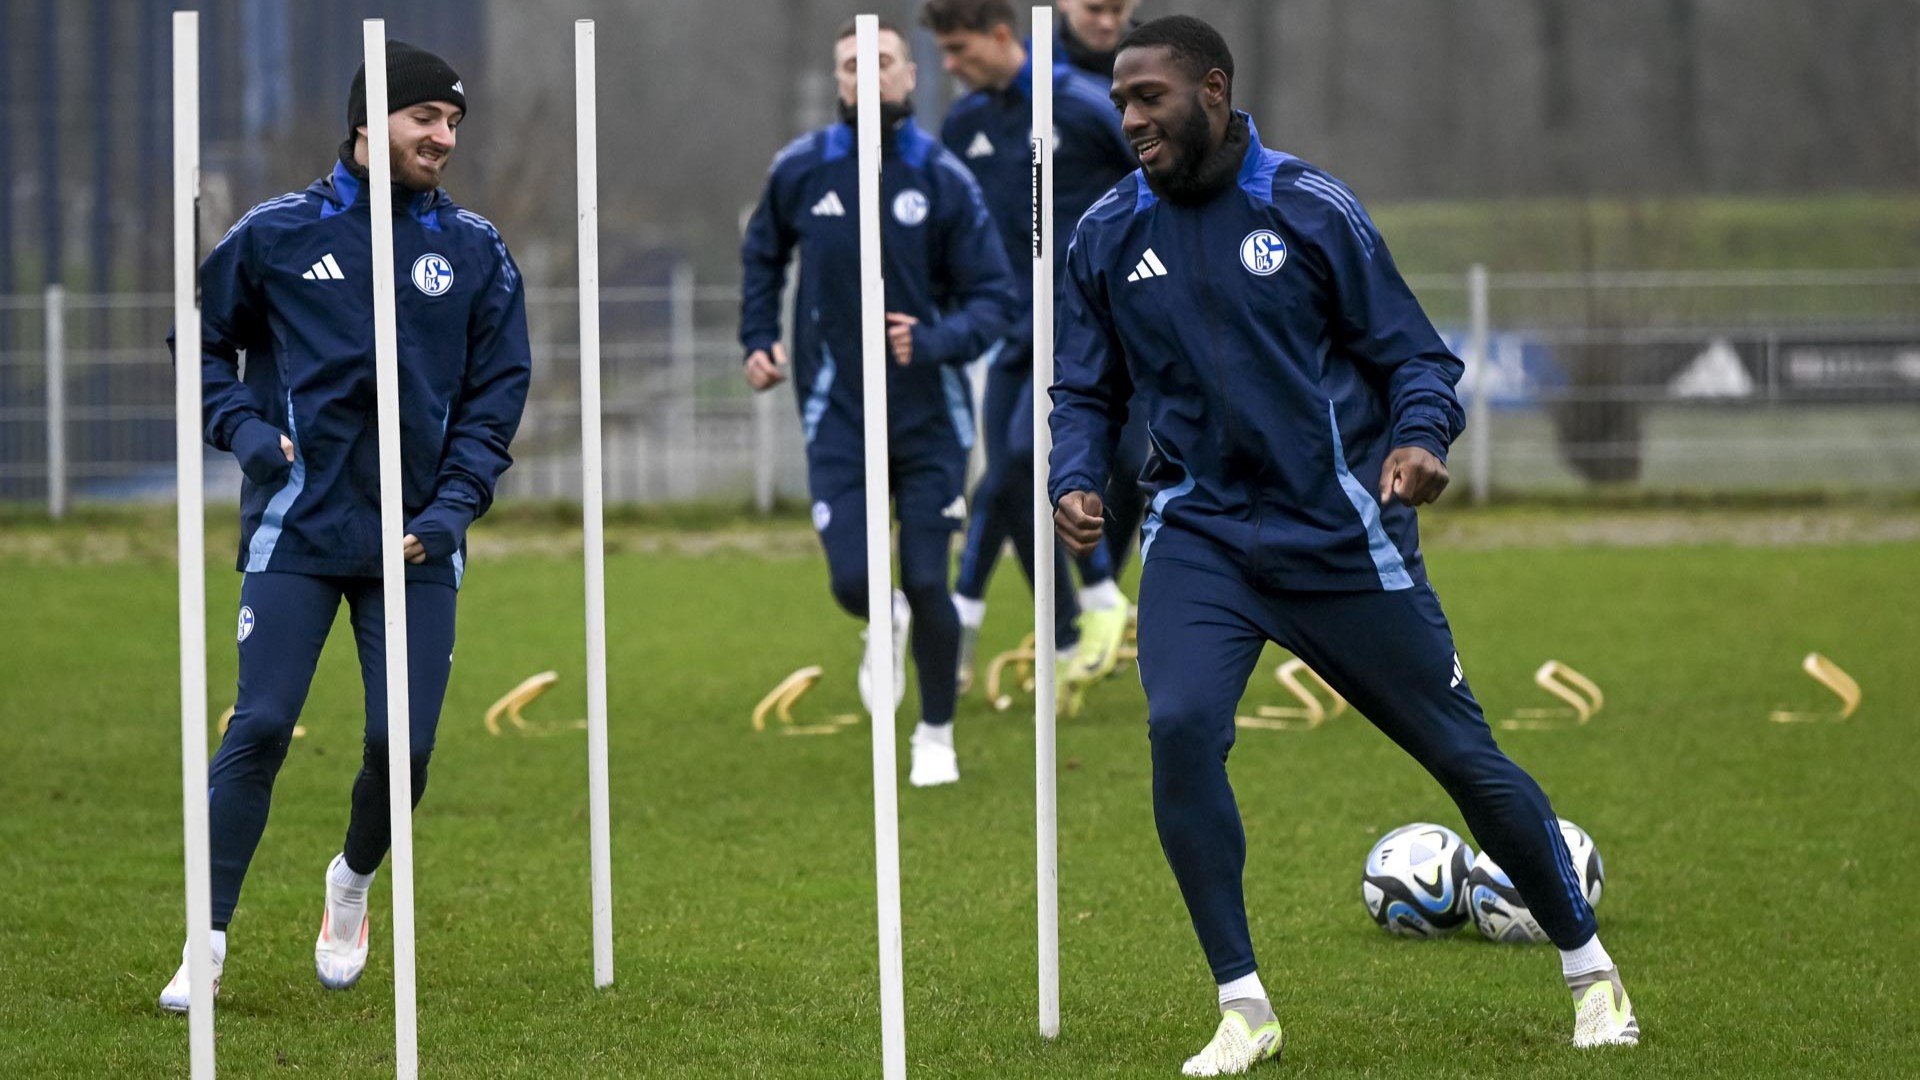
[1466,264,1490,506]
[45,284,67,519]
[753,391,775,513]
[669,261,696,501]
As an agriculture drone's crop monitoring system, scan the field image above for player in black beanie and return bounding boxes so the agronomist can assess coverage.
[156,34,531,1015]
[340,40,467,192]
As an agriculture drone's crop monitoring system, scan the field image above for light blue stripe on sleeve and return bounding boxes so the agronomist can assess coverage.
[1326,399,1413,590]
[1137,430,1195,562]
[802,343,837,445]
[244,391,306,572]
[1294,174,1376,257]
[941,366,975,451]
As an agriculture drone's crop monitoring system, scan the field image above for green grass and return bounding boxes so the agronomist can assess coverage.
[2,522,1917,1078]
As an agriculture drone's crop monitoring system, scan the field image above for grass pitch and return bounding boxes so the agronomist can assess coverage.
[2,511,1915,1078]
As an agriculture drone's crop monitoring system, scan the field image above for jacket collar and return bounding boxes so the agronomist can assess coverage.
[315,159,445,228]
[1007,51,1033,103]
[822,116,935,170]
[1056,18,1121,78]
[1235,112,1284,197]
[1136,110,1281,211]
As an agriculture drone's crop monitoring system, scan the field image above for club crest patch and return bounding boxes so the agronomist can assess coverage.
[237,606,255,643]
[1240,230,1287,276]
[812,501,833,532]
[892,189,929,227]
[412,253,454,296]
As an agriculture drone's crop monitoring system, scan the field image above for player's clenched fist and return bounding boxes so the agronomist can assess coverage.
[1054,490,1106,557]
[744,343,788,390]
[885,313,918,366]
[1378,446,1449,507]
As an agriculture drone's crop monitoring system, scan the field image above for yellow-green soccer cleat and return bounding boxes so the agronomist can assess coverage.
[1571,969,1640,1047]
[1068,603,1131,683]
[1055,656,1088,719]
[1181,1008,1284,1077]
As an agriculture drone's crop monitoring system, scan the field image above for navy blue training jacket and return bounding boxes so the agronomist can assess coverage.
[939,54,1134,354]
[1049,114,1465,591]
[739,119,1016,467]
[177,161,532,588]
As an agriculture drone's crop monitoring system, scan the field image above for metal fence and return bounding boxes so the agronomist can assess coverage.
[0,270,809,514]
[3,268,1918,516]
[1418,269,1920,496]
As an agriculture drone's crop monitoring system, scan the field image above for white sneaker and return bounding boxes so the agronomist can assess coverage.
[858,589,911,713]
[1571,969,1640,1047]
[158,938,223,1013]
[908,730,960,787]
[315,855,372,991]
[1181,1007,1284,1076]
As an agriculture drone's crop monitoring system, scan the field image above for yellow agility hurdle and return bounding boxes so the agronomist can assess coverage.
[1769,652,1862,723]
[1498,660,1604,731]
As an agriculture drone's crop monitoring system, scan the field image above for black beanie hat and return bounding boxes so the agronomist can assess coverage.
[345,41,466,135]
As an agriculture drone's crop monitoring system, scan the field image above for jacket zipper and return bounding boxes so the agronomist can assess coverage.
[1186,206,1264,572]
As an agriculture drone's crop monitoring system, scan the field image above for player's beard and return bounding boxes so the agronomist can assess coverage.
[390,138,447,192]
[1144,102,1248,206]
[838,96,917,131]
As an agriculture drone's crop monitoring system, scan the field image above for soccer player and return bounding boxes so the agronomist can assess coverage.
[1049,17,1640,1074]
[159,42,530,1010]
[740,20,1016,787]
[922,0,1138,702]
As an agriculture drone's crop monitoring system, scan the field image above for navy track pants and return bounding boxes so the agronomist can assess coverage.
[811,471,963,727]
[1135,531,1597,981]
[207,571,456,928]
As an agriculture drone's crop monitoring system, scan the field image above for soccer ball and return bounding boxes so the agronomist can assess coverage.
[1361,822,1475,937]
[1467,818,1605,944]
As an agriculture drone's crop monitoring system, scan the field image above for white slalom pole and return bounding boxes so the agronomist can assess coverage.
[575,17,616,991]
[1029,6,1061,1042]
[172,12,215,1077]
[855,16,908,1079]
[361,21,420,1078]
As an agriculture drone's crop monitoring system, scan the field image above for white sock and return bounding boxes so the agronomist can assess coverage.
[1078,579,1124,612]
[1217,971,1266,1007]
[913,720,954,749]
[1559,933,1614,979]
[952,594,986,628]
[329,853,376,891]
[210,929,227,963]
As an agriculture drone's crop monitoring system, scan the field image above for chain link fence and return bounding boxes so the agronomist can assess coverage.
[1413,269,1920,495]
[3,268,1917,516]
[0,271,810,514]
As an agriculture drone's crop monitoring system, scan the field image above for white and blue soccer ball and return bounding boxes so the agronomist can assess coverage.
[1361,823,1475,938]
[1467,818,1605,944]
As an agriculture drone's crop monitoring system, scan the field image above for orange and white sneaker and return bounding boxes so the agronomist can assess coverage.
[158,937,223,1013]
[314,855,372,991]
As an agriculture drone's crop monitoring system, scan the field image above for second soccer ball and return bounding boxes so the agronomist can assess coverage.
[1467,818,1606,943]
